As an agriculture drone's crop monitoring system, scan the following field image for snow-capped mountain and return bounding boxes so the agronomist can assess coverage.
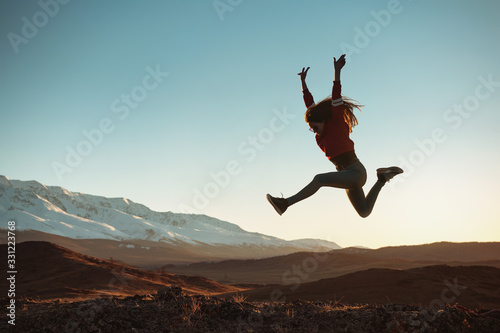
[0,175,341,251]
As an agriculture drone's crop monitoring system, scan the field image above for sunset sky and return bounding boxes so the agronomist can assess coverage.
[1,0,499,249]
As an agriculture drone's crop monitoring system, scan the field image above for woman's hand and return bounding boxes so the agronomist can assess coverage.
[334,54,346,72]
[298,67,310,91]
[298,67,310,82]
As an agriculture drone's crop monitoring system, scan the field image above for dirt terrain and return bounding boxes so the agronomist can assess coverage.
[3,287,499,332]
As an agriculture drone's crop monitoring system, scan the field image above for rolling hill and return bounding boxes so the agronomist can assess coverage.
[163,241,500,284]
[0,241,243,300]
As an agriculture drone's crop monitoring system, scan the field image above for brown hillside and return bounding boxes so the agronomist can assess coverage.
[236,265,500,309]
[0,241,243,300]
[351,242,500,262]
[164,249,500,285]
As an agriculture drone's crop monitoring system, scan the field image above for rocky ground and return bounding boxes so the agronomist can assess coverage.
[3,287,499,333]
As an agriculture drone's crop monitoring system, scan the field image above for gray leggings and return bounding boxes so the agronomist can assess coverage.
[286,160,384,218]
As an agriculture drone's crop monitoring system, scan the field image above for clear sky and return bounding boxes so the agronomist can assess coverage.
[1,0,499,249]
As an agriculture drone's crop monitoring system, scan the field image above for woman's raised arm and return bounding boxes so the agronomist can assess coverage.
[298,67,314,108]
[332,54,346,106]
[334,54,346,82]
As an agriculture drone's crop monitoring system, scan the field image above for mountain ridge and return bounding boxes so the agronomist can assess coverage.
[0,175,340,252]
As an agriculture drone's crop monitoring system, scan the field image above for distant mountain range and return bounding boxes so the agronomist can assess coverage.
[0,175,340,259]
[165,241,500,284]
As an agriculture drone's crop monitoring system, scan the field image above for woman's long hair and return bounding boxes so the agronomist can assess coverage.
[304,96,363,133]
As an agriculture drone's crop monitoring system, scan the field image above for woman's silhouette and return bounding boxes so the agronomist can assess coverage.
[267,54,403,217]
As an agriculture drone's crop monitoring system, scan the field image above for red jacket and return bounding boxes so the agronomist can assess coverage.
[303,81,355,162]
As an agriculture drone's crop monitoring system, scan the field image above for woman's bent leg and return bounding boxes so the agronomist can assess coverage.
[346,180,385,218]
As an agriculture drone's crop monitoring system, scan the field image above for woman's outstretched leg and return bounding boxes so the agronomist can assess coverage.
[267,161,366,215]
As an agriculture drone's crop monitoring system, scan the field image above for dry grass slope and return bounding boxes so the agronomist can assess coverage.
[3,287,499,332]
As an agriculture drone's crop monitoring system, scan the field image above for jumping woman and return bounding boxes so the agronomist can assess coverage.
[266,54,403,217]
